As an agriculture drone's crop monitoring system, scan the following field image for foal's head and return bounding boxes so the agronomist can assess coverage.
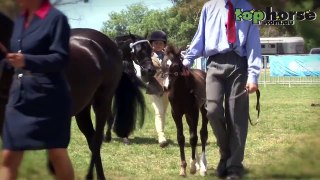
[162,45,188,90]
[115,34,155,77]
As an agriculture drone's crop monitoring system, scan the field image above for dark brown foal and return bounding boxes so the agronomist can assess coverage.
[162,46,209,176]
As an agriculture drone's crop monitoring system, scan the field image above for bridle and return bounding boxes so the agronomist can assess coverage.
[129,39,152,69]
[162,59,193,94]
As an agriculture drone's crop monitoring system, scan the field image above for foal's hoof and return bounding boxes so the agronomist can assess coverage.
[190,159,198,174]
[179,168,186,177]
[200,170,207,177]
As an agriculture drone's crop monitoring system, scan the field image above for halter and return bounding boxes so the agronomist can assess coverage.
[129,39,151,50]
[129,39,152,68]
[129,39,152,57]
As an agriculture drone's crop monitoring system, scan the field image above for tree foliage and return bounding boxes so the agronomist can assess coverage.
[102,0,319,50]
[102,1,206,47]
[248,0,320,49]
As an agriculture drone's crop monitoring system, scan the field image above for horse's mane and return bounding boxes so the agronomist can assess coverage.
[115,34,144,43]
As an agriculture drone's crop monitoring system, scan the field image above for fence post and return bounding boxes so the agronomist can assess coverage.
[289,76,291,87]
[263,56,267,87]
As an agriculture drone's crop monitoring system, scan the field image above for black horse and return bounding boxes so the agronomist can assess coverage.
[104,34,154,144]
[0,12,154,179]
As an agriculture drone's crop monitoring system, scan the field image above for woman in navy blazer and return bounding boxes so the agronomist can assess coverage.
[0,0,74,179]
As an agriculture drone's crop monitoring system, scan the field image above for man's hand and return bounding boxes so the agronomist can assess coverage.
[246,83,258,94]
[6,53,25,69]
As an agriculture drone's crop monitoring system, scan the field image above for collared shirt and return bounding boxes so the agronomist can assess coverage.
[154,51,165,62]
[23,0,51,28]
[184,0,262,84]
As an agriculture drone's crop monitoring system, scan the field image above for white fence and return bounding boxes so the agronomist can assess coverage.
[134,56,320,87]
[259,56,320,87]
[193,56,320,87]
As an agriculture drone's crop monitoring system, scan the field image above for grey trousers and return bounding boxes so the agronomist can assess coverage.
[206,51,249,172]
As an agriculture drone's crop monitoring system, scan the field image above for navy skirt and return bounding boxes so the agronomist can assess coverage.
[2,74,72,150]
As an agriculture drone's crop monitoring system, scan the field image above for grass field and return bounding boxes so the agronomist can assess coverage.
[1,85,320,179]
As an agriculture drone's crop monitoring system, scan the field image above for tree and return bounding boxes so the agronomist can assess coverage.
[102,1,207,47]
[101,3,152,38]
[169,0,320,49]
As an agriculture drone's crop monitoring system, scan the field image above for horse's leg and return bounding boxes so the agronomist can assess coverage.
[91,87,113,180]
[185,108,199,175]
[199,105,209,176]
[172,110,186,176]
[104,115,114,143]
[75,105,96,180]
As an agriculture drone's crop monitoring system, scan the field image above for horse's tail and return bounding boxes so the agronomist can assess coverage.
[112,72,146,138]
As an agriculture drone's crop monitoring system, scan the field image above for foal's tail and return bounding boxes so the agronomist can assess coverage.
[112,72,146,138]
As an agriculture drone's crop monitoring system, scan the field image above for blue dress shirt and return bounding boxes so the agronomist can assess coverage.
[184,0,262,84]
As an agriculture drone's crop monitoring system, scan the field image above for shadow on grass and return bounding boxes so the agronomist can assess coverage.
[110,136,175,145]
[247,173,320,179]
[107,136,215,148]
[244,168,320,179]
[166,141,212,148]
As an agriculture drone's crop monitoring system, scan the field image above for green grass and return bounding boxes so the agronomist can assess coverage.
[1,85,320,179]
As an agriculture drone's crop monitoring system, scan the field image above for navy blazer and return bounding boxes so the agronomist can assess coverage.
[8,7,71,113]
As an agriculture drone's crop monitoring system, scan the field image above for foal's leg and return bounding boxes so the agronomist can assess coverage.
[185,109,199,175]
[172,110,186,176]
[75,105,95,180]
[199,105,209,176]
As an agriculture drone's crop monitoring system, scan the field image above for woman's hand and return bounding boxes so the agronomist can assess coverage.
[6,53,25,68]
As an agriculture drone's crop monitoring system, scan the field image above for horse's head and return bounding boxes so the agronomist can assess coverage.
[115,34,155,77]
[162,45,188,90]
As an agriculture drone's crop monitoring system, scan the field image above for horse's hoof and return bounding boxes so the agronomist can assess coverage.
[123,137,131,145]
[104,136,112,143]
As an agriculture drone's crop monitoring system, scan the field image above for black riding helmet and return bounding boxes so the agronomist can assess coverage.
[149,30,167,44]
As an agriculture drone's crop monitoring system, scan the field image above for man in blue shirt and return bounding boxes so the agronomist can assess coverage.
[183,0,262,179]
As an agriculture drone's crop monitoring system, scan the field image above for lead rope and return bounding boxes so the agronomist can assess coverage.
[229,89,261,126]
[248,89,260,126]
